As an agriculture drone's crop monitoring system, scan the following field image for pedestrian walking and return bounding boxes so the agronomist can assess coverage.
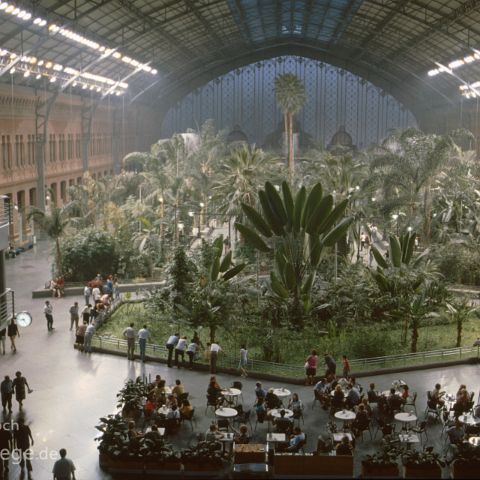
[1,375,13,413]
[0,326,5,355]
[210,341,221,374]
[113,277,120,300]
[83,284,91,305]
[44,300,54,331]
[138,325,150,362]
[92,285,101,303]
[7,318,19,352]
[84,323,96,353]
[165,333,179,367]
[174,336,188,367]
[13,417,34,479]
[0,420,12,474]
[69,302,79,331]
[7,318,20,353]
[12,372,31,409]
[52,448,76,480]
[123,323,136,360]
[186,340,198,370]
[324,353,337,377]
[342,355,351,378]
[239,344,248,377]
[75,322,87,348]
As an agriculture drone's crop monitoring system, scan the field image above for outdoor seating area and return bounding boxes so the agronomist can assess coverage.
[96,373,480,478]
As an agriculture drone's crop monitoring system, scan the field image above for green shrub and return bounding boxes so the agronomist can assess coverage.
[61,228,119,281]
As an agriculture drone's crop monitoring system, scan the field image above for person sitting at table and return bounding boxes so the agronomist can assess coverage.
[326,372,338,390]
[205,423,223,442]
[207,376,224,407]
[255,398,267,416]
[166,394,178,409]
[144,395,156,418]
[286,427,305,453]
[456,385,467,401]
[348,377,363,394]
[352,404,370,437]
[401,384,410,401]
[331,385,345,411]
[166,404,180,420]
[367,383,378,403]
[255,382,267,402]
[179,399,193,417]
[447,420,466,446]
[234,424,250,444]
[153,380,167,405]
[288,393,304,418]
[345,384,361,409]
[274,409,293,434]
[358,397,373,418]
[314,378,330,408]
[172,379,185,397]
[265,389,281,410]
[431,383,445,407]
[127,420,143,442]
[144,424,162,442]
[148,375,162,393]
[453,388,470,417]
[316,433,334,454]
[387,387,404,414]
[336,435,353,455]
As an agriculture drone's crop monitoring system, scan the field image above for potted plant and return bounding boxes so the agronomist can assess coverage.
[116,377,148,420]
[181,441,225,473]
[402,447,445,478]
[141,436,181,473]
[361,445,400,477]
[451,446,480,478]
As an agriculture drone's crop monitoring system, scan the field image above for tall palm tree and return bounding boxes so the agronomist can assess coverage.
[274,74,306,180]
[27,194,73,275]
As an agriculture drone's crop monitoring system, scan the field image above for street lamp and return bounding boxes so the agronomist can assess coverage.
[391,213,399,235]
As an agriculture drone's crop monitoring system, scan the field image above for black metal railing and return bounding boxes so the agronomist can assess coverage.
[0,289,15,330]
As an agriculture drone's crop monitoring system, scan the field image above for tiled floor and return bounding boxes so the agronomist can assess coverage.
[2,241,479,479]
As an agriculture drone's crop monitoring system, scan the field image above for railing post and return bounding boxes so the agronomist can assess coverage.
[460,347,462,359]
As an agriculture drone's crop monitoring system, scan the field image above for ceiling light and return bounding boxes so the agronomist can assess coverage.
[448,59,464,69]
[23,70,29,77]
[5,5,14,13]
[151,69,158,75]
[39,19,46,27]
[33,17,41,24]
[37,60,44,66]
[35,73,41,79]
[122,56,132,64]
[23,12,32,21]
[53,64,63,71]
[96,87,101,92]
[82,84,87,90]
[72,81,77,87]
[459,85,468,91]
[11,7,19,15]
[9,52,16,59]
[17,10,25,18]
[45,61,52,69]
[464,55,475,64]
[0,3,8,11]
[89,85,94,90]
[9,67,15,74]
[29,57,37,64]
[50,76,56,83]
[49,24,60,33]
[112,52,121,59]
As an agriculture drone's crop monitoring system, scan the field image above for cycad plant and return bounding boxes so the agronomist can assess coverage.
[235,181,352,328]
[274,74,306,180]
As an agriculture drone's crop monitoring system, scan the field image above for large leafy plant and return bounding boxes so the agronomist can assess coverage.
[236,181,352,328]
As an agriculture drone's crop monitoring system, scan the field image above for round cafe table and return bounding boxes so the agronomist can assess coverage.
[273,388,291,405]
[334,410,356,431]
[468,436,480,447]
[395,412,417,431]
[269,408,294,419]
[221,388,241,405]
[381,389,402,397]
[157,405,172,416]
[215,407,238,418]
[459,414,479,426]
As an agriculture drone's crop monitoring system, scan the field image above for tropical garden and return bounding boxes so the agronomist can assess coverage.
[29,74,480,366]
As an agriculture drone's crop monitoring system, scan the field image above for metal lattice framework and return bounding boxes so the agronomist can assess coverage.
[0,0,479,117]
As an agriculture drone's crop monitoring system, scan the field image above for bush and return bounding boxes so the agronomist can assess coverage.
[346,325,398,358]
[61,228,119,281]
[434,243,480,285]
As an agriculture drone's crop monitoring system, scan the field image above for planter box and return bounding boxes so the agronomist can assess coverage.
[452,459,480,478]
[274,453,353,478]
[144,460,182,476]
[234,444,266,464]
[98,452,114,471]
[183,462,223,471]
[107,457,145,474]
[361,463,400,478]
[404,463,442,478]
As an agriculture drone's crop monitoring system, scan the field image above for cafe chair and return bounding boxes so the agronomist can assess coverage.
[180,407,195,431]
[235,409,252,429]
[411,420,428,443]
[312,389,322,410]
[403,392,417,415]
[293,408,305,426]
[424,392,442,421]
[254,410,266,431]
[217,418,230,432]
[178,392,189,405]
[206,394,219,415]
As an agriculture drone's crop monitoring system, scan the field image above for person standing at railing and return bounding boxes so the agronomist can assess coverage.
[174,336,188,367]
[69,302,79,331]
[138,325,150,363]
[239,344,248,378]
[84,323,96,353]
[123,323,136,360]
[165,333,179,368]
[210,341,221,374]
[83,284,91,306]
[186,340,198,370]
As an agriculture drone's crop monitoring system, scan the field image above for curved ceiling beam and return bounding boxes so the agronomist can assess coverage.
[153,41,455,119]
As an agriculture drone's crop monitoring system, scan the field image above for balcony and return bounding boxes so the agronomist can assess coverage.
[0,289,14,330]
[0,201,9,251]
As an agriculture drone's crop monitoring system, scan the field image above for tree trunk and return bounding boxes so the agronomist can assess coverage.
[411,320,418,353]
[456,318,462,348]
[55,238,62,276]
[209,325,216,344]
[288,113,294,180]
[423,182,432,245]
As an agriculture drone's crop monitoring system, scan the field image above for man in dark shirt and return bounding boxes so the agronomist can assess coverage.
[324,353,337,376]
[13,418,34,478]
[0,376,13,413]
[387,388,404,413]
[0,421,12,473]
[274,410,293,434]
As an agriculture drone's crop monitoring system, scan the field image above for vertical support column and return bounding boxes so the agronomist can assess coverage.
[112,106,121,174]
[81,99,98,173]
[35,92,58,212]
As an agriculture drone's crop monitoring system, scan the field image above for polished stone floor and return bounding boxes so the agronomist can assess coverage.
[2,242,479,479]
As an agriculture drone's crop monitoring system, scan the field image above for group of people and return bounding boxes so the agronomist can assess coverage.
[0,372,31,413]
[0,318,20,354]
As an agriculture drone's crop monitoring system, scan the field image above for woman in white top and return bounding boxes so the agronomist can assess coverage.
[238,344,248,378]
